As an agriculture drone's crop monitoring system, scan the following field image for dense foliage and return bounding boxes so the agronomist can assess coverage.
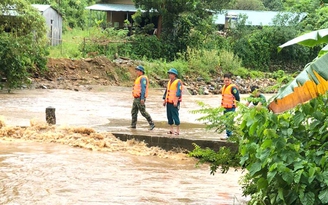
[241,93,328,205]
[0,0,48,91]
[132,0,230,60]
[2,0,328,89]
[190,92,328,205]
[190,26,328,202]
[231,0,266,10]
[230,22,318,71]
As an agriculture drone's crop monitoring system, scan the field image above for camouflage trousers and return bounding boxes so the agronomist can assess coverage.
[131,98,153,127]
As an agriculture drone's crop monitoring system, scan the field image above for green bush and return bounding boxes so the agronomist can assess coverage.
[191,93,328,205]
[145,58,189,80]
[230,20,317,72]
[240,94,328,205]
[77,27,129,59]
[249,70,265,79]
[231,67,265,79]
[0,34,48,92]
[123,35,163,60]
[203,33,232,51]
[185,48,220,80]
[231,67,249,78]
[271,69,286,79]
[219,50,242,73]
[0,0,48,92]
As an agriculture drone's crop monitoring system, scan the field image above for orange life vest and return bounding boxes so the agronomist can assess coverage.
[221,83,237,108]
[165,79,183,103]
[132,75,149,98]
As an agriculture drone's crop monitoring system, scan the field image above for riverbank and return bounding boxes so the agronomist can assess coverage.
[30,57,278,95]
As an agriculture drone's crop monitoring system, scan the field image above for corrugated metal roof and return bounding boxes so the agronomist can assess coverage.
[32,4,51,12]
[1,4,51,16]
[214,10,307,26]
[86,4,138,12]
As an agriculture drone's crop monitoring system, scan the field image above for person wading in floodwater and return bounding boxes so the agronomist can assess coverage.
[131,65,155,130]
[220,73,240,140]
[163,68,183,135]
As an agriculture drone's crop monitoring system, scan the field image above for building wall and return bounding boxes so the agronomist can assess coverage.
[107,11,133,28]
[42,8,62,46]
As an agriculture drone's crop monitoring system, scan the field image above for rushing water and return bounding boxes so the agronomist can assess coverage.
[0,141,246,205]
[0,87,259,204]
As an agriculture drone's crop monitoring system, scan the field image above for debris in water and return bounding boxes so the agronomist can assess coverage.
[0,116,190,160]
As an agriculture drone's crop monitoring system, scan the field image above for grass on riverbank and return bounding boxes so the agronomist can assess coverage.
[47,28,292,93]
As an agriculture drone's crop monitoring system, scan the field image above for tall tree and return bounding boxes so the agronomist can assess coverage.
[282,0,321,12]
[132,0,230,58]
[262,0,284,11]
[232,0,266,10]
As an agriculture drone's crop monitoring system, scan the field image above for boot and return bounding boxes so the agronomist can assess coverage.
[149,122,155,130]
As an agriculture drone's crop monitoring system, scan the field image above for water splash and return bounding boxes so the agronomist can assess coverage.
[0,116,190,161]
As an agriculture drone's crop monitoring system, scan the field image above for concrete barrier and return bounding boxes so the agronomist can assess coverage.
[112,133,238,152]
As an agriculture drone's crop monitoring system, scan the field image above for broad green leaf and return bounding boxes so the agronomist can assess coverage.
[257,177,268,190]
[263,129,278,138]
[316,150,325,156]
[302,103,313,115]
[274,138,286,150]
[278,188,285,201]
[316,172,324,183]
[295,143,301,152]
[249,162,262,176]
[246,117,255,127]
[310,120,322,130]
[309,166,316,178]
[319,44,328,57]
[320,155,328,167]
[294,169,304,183]
[249,121,259,136]
[282,170,294,184]
[293,111,305,125]
[322,171,328,184]
[293,161,304,171]
[319,189,328,204]
[240,145,248,156]
[308,175,316,184]
[278,29,328,50]
[240,155,249,166]
[269,163,278,172]
[258,149,270,163]
[280,120,290,128]
[268,53,328,113]
[300,192,315,205]
[267,170,277,183]
[261,139,272,149]
[312,111,325,120]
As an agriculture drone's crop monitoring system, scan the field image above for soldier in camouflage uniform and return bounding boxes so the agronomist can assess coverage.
[131,65,155,130]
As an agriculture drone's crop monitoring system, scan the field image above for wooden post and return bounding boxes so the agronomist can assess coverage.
[46,107,56,125]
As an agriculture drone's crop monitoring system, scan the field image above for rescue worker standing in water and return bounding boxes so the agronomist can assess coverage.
[131,65,155,130]
[163,68,183,135]
[221,73,240,139]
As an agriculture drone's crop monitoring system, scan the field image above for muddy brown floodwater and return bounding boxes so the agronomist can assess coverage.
[0,86,270,204]
[0,141,247,205]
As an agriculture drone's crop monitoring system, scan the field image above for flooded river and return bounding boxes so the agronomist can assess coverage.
[0,87,262,204]
[0,141,246,205]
